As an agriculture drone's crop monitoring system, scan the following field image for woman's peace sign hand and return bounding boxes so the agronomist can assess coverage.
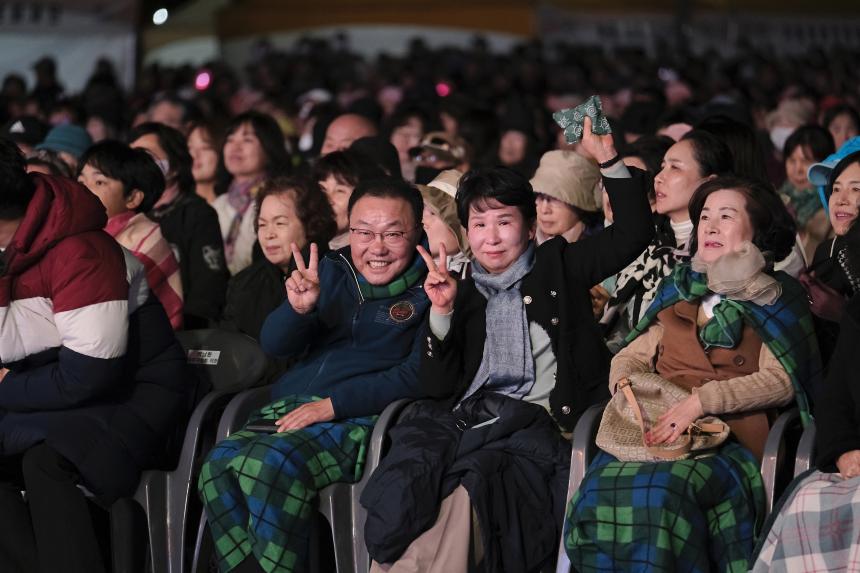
[417,243,457,315]
[285,242,320,314]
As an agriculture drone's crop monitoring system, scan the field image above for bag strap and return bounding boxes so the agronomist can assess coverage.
[617,378,723,461]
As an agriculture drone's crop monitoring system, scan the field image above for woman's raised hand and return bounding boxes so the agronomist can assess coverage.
[417,243,457,314]
[285,242,320,314]
[579,115,617,165]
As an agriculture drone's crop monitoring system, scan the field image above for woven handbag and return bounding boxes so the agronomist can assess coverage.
[595,372,730,462]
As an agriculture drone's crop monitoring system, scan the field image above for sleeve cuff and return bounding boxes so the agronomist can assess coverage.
[601,162,631,179]
[429,309,453,340]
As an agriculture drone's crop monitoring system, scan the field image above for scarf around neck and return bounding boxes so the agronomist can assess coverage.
[459,242,537,404]
[626,243,822,425]
[352,246,427,300]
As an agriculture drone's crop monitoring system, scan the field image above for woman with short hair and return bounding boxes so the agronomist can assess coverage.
[565,176,820,572]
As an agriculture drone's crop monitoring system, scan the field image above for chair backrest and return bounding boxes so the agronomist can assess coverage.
[175,329,268,394]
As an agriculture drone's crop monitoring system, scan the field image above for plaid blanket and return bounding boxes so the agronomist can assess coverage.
[565,443,765,572]
[198,395,376,573]
[627,264,821,425]
[751,469,860,572]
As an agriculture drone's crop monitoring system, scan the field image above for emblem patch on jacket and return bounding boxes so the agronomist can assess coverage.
[389,301,416,323]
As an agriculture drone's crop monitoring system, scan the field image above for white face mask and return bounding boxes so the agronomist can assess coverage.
[298,132,314,153]
[154,157,171,177]
[770,126,795,153]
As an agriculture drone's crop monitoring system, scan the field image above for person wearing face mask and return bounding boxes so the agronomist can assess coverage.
[801,140,860,365]
[566,177,819,572]
[766,99,816,160]
[779,126,835,264]
[603,131,733,351]
[130,122,229,329]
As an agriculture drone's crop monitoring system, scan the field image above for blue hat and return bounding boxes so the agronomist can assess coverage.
[808,136,860,188]
[36,124,92,159]
[808,136,860,213]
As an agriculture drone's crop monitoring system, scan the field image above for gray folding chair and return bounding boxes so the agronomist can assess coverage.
[111,329,268,573]
[761,408,803,517]
[191,388,411,573]
[555,402,606,573]
[794,420,817,477]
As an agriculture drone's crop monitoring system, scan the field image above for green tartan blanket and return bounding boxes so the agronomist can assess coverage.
[626,263,821,425]
[198,395,376,573]
[565,443,765,572]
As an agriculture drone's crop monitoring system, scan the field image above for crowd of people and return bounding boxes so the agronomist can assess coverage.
[0,34,860,572]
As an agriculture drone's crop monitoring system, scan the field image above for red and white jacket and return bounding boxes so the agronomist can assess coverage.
[0,174,129,410]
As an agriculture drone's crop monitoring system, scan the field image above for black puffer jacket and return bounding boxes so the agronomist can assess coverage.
[361,393,571,572]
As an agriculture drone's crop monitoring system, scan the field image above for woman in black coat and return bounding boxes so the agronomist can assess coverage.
[362,118,654,571]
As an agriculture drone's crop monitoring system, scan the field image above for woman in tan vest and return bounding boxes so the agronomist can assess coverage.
[566,176,821,573]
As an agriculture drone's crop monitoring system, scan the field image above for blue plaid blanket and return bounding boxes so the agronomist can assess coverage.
[565,443,765,572]
[198,395,376,573]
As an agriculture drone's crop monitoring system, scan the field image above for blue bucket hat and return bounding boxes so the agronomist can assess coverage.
[35,124,92,160]
[808,136,860,212]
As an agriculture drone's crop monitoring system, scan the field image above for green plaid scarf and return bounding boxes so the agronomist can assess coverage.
[626,263,822,426]
[353,248,427,300]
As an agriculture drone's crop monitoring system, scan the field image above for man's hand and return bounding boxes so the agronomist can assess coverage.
[275,398,335,432]
[837,450,860,479]
[285,242,320,314]
[0,368,8,383]
[417,243,457,315]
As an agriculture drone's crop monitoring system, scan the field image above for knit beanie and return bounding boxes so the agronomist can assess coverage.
[530,150,601,212]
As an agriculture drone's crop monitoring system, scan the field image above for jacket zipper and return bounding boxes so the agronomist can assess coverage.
[338,253,364,347]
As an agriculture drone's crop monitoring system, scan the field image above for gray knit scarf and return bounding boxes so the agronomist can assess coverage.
[459,243,537,404]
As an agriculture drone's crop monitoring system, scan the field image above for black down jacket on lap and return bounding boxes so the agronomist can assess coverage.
[361,392,571,573]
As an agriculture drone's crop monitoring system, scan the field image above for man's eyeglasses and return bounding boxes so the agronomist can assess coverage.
[349,228,410,246]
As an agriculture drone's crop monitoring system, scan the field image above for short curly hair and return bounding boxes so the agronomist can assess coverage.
[254,176,337,247]
[688,176,797,264]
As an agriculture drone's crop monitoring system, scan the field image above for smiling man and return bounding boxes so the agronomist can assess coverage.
[198,177,436,573]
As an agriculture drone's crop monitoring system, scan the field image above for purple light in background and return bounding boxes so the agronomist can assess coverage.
[435,82,451,97]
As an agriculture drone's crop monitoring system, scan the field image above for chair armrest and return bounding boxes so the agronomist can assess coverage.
[760,408,800,517]
[364,399,412,474]
[555,401,606,573]
[794,421,817,478]
[216,386,274,440]
[569,402,607,496]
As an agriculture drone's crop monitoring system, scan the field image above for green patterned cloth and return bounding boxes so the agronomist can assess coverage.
[565,443,765,572]
[626,263,822,425]
[198,395,376,573]
[553,95,613,144]
[354,249,426,300]
[779,181,823,228]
